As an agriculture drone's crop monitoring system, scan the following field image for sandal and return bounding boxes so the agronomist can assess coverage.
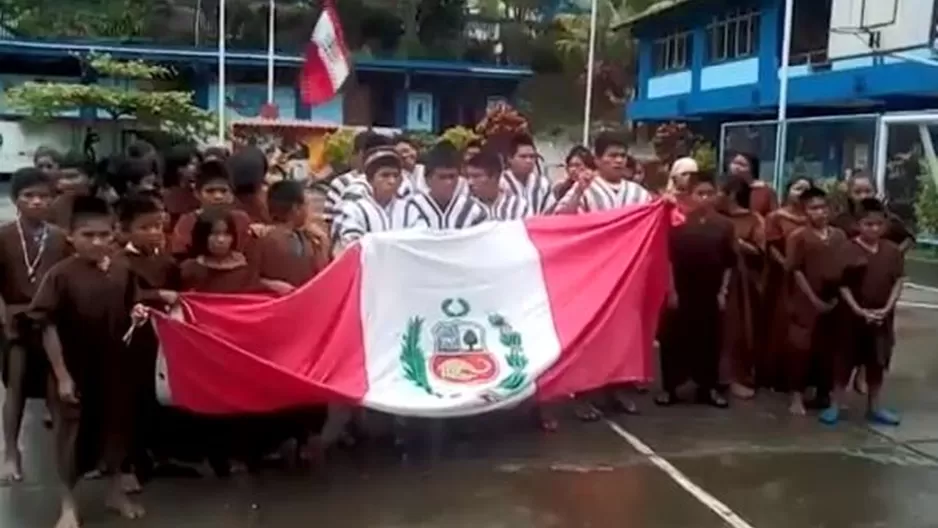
[574,403,602,422]
[654,391,677,406]
[611,393,640,415]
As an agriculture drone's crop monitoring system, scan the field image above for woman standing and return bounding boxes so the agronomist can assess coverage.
[727,152,777,216]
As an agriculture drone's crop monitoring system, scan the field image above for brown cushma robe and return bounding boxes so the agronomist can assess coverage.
[179,255,265,294]
[48,193,78,230]
[235,195,271,225]
[784,226,847,392]
[749,183,778,217]
[836,239,904,386]
[0,221,72,395]
[162,186,200,233]
[760,209,806,390]
[255,226,329,287]
[25,255,139,476]
[659,210,736,394]
[720,209,765,387]
[170,208,254,258]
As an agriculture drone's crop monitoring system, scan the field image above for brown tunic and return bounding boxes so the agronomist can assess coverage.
[659,210,736,393]
[235,195,271,224]
[720,209,765,386]
[162,186,200,232]
[749,183,778,217]
[255,226,329,287]
[26,255,138,474]
[48,193,77,230]
[179,256,265,294]
[170,208,254,258]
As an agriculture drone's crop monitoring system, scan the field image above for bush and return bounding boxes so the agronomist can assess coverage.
[915,159,938,236]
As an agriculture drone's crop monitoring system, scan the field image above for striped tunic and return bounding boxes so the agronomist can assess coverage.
[499,170,556,215]
[333,194,407,248]
[325,170,365,219]
[402,191,488,229]
[477,192,530,221]
[558,177,653,213]
[343,177,413,202]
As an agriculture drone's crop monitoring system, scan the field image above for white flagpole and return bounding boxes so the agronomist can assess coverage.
[772,0,794,189]
[581,0,599,146]
[216,0,227,142]
[266,0,275,103]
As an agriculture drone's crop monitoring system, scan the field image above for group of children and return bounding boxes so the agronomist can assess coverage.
[0,132,911,528]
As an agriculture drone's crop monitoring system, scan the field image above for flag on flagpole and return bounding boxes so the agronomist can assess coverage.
[300,0,350,106]
[152,202,672,418]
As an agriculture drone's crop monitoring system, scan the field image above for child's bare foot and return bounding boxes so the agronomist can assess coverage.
[0,455,23,484]
[120,472,142,494]
[54,506,81,528]
[730,382,755,400]
[106,489,146,519]
[789,394,807,416]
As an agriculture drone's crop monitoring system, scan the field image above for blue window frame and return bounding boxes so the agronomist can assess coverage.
[652,31,692,73]
[707,8,760,63]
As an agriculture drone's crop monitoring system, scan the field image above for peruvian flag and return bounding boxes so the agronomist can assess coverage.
[152,203,671,418]
[299,0,350,106]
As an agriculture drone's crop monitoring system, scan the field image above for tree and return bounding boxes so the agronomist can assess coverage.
[5,54,215,141]
[0,0,156,38]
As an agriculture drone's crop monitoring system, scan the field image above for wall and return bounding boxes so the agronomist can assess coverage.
[205,82,345,124]
[828,0,934,60]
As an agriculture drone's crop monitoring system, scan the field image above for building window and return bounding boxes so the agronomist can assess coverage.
[707,8,760,62]
[652,31,692,73]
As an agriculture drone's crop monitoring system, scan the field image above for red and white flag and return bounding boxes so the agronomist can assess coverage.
[152,203,671,417]
[299,0,350,106]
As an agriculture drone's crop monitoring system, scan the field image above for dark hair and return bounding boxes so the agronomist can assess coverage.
[58,151,88,172]
[363,148,402,179]
[195,160,231,190]
[856,197,885,216]
[202,146,229,161]
[799,186,827,203]
[466,149,503,177]
[508,133,535,157]
[687,170,717,189]
[426,142,461,176]
[565,145,596,170]
[118,192,162,230]
[354,131,391,154]
[392,134,417,149]
[163,145,199,188]
[306,181,331,197]
[729,151,761,181]
[126,140,155,160]
[593,131,628,158]
[10,167,52,200]
[227,148,266,196]
[191,207,237,257]
[69,195,112,231]
[33,146,62,166]
[267,180,305,221]
[116,157,154,188]
[722,177,752,209]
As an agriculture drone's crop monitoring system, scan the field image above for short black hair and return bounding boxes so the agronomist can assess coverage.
[799,186,827,203]
[195,160,232,190]
[687,170,717,189]
[191,206,237,257]
[466,149,502,178]
[857,197,886,217]
[118,192,162,230]
[508,133,535,157]
[163,145,199,187]
[227,148,266,196]
[126,140,155,160]
[354,131,392,154]
[393,134,417,148]
[363,148,402,179]
[116,157,154,188]
[10,167,52,200]
[593,131,628,158]
[426,142,461,176]
[306,181,330,197]
[58,151,88,172]
[69,195,112,231]
[33,146,61,165]
[203,146,229,160]
[267,180,306,222]
[565,145,596,170]
[722,177,752,209]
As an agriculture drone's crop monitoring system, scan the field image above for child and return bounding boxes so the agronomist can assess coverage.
[784,186,847,415]
[26,196,145,526]
[326,132,392,220]
[501,134,554,214]
[656,171,735,409]
[393,135,425,196]
[0,168,71,484]
[170,160,253,258]
[821,198,904,426]
[178,207,266,294]
[403,144,487,229]
[228,147,271,224]
[255,180,330,294]
[48,153,92,229]
[466,149,530,220]
[161,146,201,232]
[115,157,159,196]
[332,149,407,254]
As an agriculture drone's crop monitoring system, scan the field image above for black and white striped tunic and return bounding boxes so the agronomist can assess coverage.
[558,177,653,213]
[325,170,365,219]
[499,170,556,215]
[478,192,530,221]
[402,191,488,230]
[333,194,408,247]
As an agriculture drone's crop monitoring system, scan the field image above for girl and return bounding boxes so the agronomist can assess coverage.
[726,152,777,216]
[760,177,812,391]
[178,208,265,295]
[719,178,765,400]
[552,145,596,200]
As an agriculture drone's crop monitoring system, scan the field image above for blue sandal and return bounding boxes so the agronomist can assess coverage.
[867,409,901,426]
[819,406,842,425]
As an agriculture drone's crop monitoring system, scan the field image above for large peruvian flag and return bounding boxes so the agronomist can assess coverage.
[299,0,350,106]
[152,202,671,418]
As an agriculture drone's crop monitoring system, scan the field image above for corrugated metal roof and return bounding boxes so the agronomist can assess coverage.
[613,0,697,30]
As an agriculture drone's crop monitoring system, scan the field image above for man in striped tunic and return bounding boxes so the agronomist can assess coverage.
[466,149,529,220]
[555,132,653,214]
[500,133,555,215]
[332,149,408,254]
[325,131,393,220]
[403,144,487,229]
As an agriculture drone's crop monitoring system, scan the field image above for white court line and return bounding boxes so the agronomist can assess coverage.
[905,283,938,293]
[897,301,938,310]
[604,419,756,528]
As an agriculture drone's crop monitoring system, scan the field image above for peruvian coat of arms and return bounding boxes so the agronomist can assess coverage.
[399,297,530,401]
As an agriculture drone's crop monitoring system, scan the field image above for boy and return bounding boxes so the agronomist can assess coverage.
[784,186,847,415]
[821,198,903,426]
[228,147,271,224]
[556,131,652,214]
[500,134,554,215]
[170,160,253,258]
[116,157,159,195]
[256,180,330,294]
[34,146,62,177]
[656,171,735,409]
[466,149,529,220]
[48,153,92,229]
[333,149,407,254]
[393,135,425,196]
[326,132,392,219]
[403,144,487,229]
[0,168,72,484]
[26,196,146,527]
